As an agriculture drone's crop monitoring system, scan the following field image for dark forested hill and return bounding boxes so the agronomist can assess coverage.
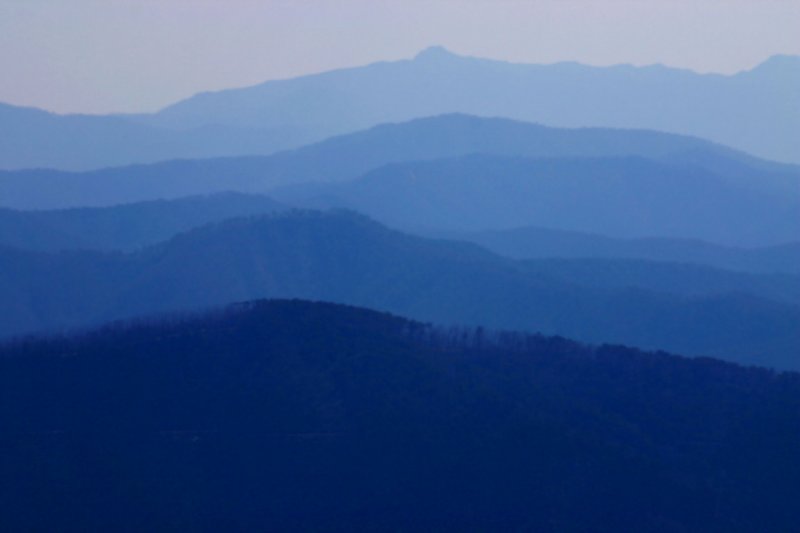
[276,155,800,247]
[3,114,797,211]
[0,193,285,252]
[1,299,798,532]
[1,211,798,369]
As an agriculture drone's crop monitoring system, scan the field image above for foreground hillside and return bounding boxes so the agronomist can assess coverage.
[1,211,798,369]
[1,299,797,532]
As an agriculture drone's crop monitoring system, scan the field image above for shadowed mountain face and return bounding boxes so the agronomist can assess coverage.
[2,114,797,214]
[1,211,798,370]
[1,49,798,171]
[275,154,800,247]
[2,299,799,532]
[0,193,285,252]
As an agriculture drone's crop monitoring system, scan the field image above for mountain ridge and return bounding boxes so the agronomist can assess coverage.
[3,114,797,214]
[2,48,798,170]
[145,48,800,164]
[274,151,800,247]
[1,210,798,369]
[1,191,797,275]
[0,192,285,251]
[434,224,800,275]
[159,48,799,112]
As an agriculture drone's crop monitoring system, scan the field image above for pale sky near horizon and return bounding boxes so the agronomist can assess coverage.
[1,0,798,115]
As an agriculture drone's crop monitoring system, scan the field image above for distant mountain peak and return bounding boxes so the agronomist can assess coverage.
[413,45,459,62]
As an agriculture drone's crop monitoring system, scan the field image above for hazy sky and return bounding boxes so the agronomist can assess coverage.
[1,0,798,114]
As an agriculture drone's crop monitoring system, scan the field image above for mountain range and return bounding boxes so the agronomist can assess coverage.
[8,113,789,210]
[2,210,798,369]
[3,30,799,533]
[2,191,797,276]
[2,48,798,170]
[2,114,798,248]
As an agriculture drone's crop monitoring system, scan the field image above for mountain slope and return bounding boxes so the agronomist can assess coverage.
[1,211,798,369]
[518,258,800,306]
[0,102,307,171]
[7,189,797,275]
[0,193,285,252]
[276,154,800,247]
[438,225,800,275]
[2,299,798,531]
[2,114,797,211]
